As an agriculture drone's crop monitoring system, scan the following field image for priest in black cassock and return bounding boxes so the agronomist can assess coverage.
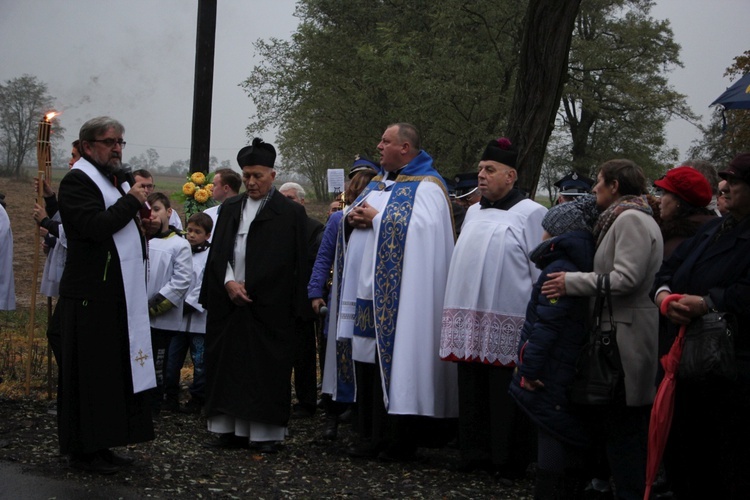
[57,116,155,474]
[200,138,308,454]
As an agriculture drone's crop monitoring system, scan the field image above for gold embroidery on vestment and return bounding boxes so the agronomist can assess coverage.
[134,349,149,367]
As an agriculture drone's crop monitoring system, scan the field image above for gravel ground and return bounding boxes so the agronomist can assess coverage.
[0,396,535,499]
[1,176,534,498]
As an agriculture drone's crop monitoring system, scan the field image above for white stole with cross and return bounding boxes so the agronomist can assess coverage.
[73,159,156,393]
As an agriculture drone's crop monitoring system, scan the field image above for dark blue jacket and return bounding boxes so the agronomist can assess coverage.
[509,230,594,447]
[308,210,343,301]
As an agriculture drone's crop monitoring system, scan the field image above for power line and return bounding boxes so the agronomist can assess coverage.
[127,142,239,152]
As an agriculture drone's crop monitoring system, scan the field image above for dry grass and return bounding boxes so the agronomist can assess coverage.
[0,307,57,398]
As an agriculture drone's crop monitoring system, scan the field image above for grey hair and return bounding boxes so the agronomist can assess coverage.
[279,182,305,200]
[79,116,124,142]
[681,159,719,195]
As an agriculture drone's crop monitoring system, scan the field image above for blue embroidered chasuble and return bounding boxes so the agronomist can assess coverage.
[351,151,448,407]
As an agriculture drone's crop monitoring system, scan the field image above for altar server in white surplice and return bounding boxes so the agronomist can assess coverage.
[145,191,193,412]
[0,201,15,311]
[343,123,457,461]
[440,137,546,476]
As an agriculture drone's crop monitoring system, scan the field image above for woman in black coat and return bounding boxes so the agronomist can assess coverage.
[652,153,750,499]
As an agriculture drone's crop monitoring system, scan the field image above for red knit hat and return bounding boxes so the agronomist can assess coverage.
[653,166,712,208]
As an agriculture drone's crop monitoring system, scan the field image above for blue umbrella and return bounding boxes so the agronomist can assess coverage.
[711,73,750,110]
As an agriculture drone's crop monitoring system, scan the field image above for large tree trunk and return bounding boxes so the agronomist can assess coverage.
[506,0,582,197]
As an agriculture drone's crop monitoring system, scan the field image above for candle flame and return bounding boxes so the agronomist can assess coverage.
[45,111,57,121]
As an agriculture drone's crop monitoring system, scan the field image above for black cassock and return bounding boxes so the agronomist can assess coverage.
[200,190,308,426]
[57,166,153,455]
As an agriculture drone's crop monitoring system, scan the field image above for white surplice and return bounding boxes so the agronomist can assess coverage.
[440,200,547,365]
[40,216,67,298]
[147,232,192,331]
[0,204,15,311]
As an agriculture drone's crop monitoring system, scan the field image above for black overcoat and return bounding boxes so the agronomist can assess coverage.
[200,189,308,425]
[652,216,750,354]
[650,208,750,497]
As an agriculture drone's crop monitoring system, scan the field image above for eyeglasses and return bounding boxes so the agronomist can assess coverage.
[89,138,126,148]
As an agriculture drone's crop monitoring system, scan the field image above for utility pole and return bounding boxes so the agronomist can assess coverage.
[189,0,217,174]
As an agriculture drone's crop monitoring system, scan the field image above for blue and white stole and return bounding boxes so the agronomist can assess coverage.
[333,212,355,402]
[352,174,441,408]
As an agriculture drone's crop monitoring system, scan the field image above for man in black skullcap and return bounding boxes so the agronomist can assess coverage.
[200,138,308,453]
[441,137,546,477]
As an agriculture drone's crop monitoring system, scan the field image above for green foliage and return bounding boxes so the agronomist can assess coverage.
[0,75,61,177]
[242,0,528,198]
[553,0,693,180]
[243,0,691,190]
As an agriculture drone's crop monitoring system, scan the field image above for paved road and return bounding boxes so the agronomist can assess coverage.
[0,462,141,500]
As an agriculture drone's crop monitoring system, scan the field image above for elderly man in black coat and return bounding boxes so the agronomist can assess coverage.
[279,182,324,418]
[200,138,308,454]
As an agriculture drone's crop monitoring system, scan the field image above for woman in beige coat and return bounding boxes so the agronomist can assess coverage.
[542,159,663,500]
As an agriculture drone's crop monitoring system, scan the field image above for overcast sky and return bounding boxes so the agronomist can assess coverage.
[1,0,747,170]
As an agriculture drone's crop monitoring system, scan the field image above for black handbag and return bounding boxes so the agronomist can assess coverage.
[569,274,625,405]
[679,311,737,381]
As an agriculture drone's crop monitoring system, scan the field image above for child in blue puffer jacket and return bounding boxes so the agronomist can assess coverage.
[510,196,598,499]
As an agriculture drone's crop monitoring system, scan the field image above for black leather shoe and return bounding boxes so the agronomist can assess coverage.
[202,433,249,449]
[162,397,180,413]
[338,407,353,424]
[70,455,121,475]
[98,449,134,466]
[377,449,418,463]
[180,398,203,414]
[291,405,315,419]
[347,444,380,459]
[322,415,338,440]
[451,458,495,473]
[249,441,280,454]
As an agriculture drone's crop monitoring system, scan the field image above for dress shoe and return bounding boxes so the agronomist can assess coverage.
[98,449,134,466]
[322,415,338,440]
[451,458,496,473]
[347,443,380,459]
[291,405,315,419]
[338,407,353,424]
[202,433,249,449]
[249,441,280,454]
[162,397,180,413]
[180,398,203,415]
[70,455,121,475]
[377,448,418,463]
[494,463,528,481]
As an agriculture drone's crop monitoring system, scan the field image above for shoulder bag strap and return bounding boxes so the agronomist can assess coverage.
[590,274,605,339]
[601,274,616,345]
